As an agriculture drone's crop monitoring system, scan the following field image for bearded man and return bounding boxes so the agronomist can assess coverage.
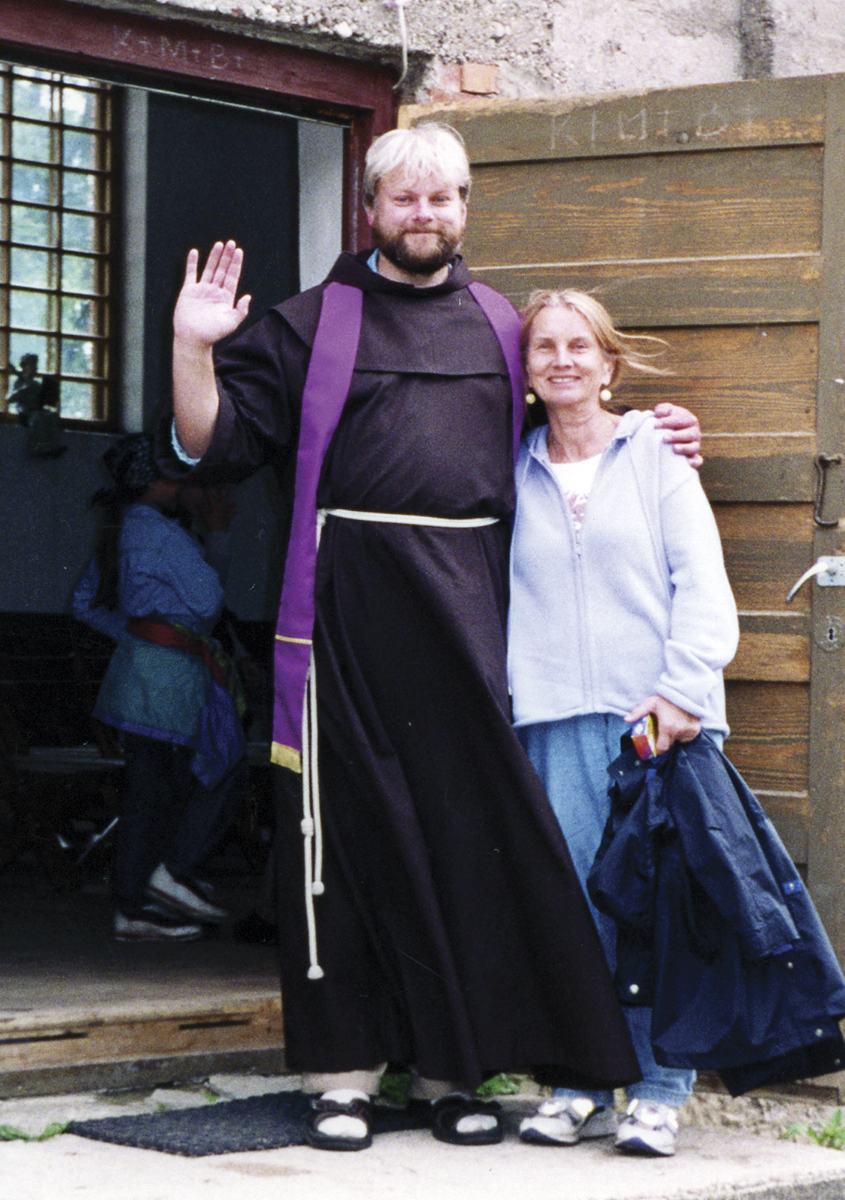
[165,124,700,1150]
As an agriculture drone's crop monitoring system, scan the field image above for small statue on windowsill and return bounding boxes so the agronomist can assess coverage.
[7,354,67,458]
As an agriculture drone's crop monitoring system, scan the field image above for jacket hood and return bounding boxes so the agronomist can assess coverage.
[277,251,474,349]
[326,249,472,297]
[524,407,652,464]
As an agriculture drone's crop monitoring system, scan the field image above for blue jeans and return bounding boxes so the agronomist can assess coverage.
[519,712,701,1109]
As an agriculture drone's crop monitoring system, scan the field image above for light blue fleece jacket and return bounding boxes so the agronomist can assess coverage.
[507,410,739,733]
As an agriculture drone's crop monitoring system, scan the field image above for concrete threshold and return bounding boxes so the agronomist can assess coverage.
[2,1086,845,1200]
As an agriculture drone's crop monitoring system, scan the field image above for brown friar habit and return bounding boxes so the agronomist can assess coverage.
[196,250,640,1090]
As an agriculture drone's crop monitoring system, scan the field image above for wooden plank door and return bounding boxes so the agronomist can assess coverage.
[426,76,845,963]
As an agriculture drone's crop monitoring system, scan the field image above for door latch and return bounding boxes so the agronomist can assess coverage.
[814,453,843,528]
[786,557,845,603]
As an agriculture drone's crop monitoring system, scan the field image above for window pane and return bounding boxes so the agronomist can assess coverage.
[10,288,51,331]
[11,204,56,249]
[60,379,95,420]
[11,120,53,164]
[10,246,56,289]
[62,86,97,130]
[2,63,112,424]
[63,170,97,210]
[12,74,54,122]
[62,211,99,254]
[63,128,97,170]
[63,256,97,295]
[9,331,52,372]
[11,162,55,205]
[61,295,93,334]
[61,336,94,377]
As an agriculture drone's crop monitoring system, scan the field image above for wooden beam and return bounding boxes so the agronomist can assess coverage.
[416,76,825,163]
[0,995,283,1072]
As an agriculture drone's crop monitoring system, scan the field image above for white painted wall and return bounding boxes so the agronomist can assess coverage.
[298,120,344,291]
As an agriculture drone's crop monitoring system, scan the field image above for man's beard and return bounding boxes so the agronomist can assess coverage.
[373,223,463,276]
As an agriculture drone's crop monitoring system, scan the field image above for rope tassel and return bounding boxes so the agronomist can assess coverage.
[301,648,325,980]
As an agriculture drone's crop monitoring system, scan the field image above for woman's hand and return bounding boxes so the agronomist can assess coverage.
[625,695,701,756]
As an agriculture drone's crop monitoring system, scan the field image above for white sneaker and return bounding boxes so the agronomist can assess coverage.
[519,1096,618,1145]
[145,863,228,922]
[615,1099,679,1156]
[113,907,203,942]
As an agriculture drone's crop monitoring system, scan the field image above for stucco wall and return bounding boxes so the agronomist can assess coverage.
[104,0,845,102]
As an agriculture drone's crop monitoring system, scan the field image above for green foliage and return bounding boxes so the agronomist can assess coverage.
[379,1071,411,1106]
[377,1070,523,1105]
[783,1108,845,1150]
[475,1073,521,1097]
[0,1122,69,1142]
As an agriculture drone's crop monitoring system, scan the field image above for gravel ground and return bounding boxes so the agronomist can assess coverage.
[681,1085,844,1145]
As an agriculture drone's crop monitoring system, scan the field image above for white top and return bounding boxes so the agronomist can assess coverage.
[547,453,602,531]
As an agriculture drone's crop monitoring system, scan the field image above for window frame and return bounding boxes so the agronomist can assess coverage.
[0,0,397,429]
[0,61,117,427]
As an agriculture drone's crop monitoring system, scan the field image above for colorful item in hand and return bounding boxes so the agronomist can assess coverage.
[631,713,659,760]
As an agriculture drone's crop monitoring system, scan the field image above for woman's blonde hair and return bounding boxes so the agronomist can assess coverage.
[520,289,669,388]
[362,124,472,208]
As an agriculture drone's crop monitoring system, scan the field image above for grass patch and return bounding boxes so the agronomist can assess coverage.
[0,1122,69,1142]
[378,1071,524,1105]
[476,1074,522,1097]
[784,1109,845,1150]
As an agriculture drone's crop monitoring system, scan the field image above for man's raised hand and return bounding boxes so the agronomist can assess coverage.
[173,240,251,348]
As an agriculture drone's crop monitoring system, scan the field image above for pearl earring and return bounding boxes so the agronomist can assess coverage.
[526,390,537,405]
[599,386,612,403]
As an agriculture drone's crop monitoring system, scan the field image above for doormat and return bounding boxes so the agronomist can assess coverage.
[67,1091,434,1157]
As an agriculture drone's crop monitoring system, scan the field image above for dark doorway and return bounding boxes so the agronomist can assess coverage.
[143,92,300,423]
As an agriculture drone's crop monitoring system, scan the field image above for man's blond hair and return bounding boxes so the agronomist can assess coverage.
[363,124,472,208]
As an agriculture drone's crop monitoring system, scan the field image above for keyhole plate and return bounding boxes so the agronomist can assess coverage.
[815,615,845,652]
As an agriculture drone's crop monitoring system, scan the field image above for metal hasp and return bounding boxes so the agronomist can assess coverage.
[786,557,845,602]
[813,453,843,527]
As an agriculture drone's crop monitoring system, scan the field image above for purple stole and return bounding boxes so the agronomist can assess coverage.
[271,278,525,771]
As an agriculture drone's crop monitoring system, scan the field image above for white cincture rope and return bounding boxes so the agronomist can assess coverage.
[323,507,500,529]
[299,506,501,980]
[301,511,327,980]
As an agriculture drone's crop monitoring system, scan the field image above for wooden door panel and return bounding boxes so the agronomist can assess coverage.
[624,324,818,430]
[448,77,824,167]
[467,145,823,264]
[715,503,815,611]
[473,256,821,323]
[726,680,810,791]
[728,631,810,682]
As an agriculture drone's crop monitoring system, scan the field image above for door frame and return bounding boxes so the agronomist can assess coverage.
[0,0,398,249]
